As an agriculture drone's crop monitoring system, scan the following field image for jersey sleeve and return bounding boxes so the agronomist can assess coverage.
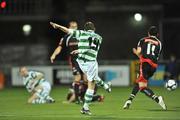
[58,37,66,47]
[69,29,81,38]
[157,41,162,60]
[137,38,144,48]
[30,71,37,79]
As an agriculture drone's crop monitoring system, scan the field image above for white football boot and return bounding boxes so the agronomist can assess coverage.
[123,100,132,109]
[158,96,167,110]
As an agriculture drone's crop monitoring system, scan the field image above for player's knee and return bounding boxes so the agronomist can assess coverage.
[139,86,147,91]
[138,83,147,91]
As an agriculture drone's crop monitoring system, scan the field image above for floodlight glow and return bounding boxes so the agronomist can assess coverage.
[22,24,32,36]
[134,13,142,22]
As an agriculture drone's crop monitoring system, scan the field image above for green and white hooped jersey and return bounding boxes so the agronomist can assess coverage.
[23,71,45,92]
[69,29,102,61]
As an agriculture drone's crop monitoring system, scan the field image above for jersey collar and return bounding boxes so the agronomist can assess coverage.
[150,35,157,39]
[87,30,95,33]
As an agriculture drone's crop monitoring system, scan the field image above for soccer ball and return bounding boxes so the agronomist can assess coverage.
[165,79,178,91]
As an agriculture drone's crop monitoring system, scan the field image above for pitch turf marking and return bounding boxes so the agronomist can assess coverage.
[0,114,180,119]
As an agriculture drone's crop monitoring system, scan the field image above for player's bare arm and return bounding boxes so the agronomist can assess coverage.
[50,46,62,63]
[33,73,44,82]
[50,22,70,34]
[132,47,141,57]
[70,50,79,55]
[32,85,43,93]
[28,93,39,103]
[69,94,75,103]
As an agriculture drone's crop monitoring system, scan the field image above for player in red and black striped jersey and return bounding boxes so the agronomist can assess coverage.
[50,21,86,103]
[50,21,79,64]
[137,35,162,65]
[123,26,167,110]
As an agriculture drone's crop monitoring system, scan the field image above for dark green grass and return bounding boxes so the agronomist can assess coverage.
[0,86,180,120]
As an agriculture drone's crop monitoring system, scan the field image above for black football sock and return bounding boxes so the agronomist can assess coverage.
[92,95,101,102]
[128,83,139,101]
[141,87,159,103]
[74,83,80,102]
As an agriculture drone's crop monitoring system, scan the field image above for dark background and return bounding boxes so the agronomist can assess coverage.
[0,0,180,65]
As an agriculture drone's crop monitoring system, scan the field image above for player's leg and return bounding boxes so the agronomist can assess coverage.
[139,82,166,110]
[77,60,110,114]
[79,61,102,115]
[78,60,111,93]
[73,74,81,103]
[95,79,111,92]
[123,63,142,109]
[28,93,40,104]
[123,62,158,109]
[139,63,159,102]
[91,84,104,102]
[32,98,46,104]
[93,61,111,92]
[81,81,95,115]
[139,63,166,110]
[35,82,55,103]
[123,83,139,109]
[43,82,55,103]
[28,91,47,104]
[72,60,83,103]
[92,94,104,102]
[63,92,75,104]
[78,80,87,102]
[129,83,139,100]
[139,82,159,102]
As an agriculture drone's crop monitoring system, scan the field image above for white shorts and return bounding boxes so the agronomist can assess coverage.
[41,81,51,95]
[35,81,51,99]
[77,59,101,82]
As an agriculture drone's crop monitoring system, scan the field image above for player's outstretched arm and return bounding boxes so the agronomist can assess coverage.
[50,22,70,34]
[50,46,62,63]
[133,47,141,58]
[27,92,39,104]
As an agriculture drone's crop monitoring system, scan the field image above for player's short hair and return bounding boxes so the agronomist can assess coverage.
[68,21,77,26]
[148,26,158,36]
[84,21,95,31]
[19,66,26,72]
[68,21,77,27]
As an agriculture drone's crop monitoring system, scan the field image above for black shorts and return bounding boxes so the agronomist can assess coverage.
[142,62,156,80]
[137,62,156,83]
[71,58,83,75]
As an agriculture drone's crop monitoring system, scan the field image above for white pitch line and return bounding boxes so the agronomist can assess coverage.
[0,115,180,119]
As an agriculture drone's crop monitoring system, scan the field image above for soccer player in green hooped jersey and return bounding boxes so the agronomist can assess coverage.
[19,67,55,104]
[50,21,111,115]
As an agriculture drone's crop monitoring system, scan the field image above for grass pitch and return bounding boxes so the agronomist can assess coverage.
[0,86,180,120]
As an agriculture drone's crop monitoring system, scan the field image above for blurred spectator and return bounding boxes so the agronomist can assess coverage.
[0,70,5,90]
[164,54,179,83]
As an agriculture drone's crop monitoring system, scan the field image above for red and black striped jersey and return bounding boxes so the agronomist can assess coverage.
[58,34,79,62]
[137,36,162,64]
[59,34,79,52]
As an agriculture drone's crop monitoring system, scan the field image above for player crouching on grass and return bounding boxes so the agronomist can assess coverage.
[19,67,55,104]
[123,26,167,110]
